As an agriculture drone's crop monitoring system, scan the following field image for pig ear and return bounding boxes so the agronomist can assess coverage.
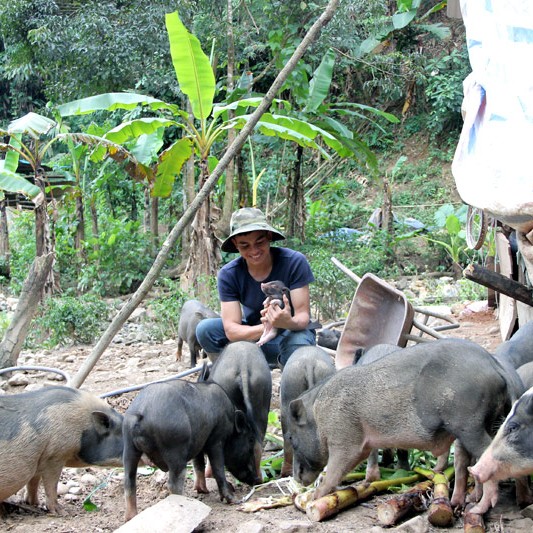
[234,410,247,432]
[199,361,210,382]
[289,399,307,426]
[92,411,112,433]
[522,392,533,416]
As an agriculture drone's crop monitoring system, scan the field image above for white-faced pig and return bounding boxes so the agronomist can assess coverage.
[0,386,123,513]
[287,339,516,512]
[469,386,533,513]
[280,345,335,476]
[176,299,219,367]
[494,321,533,369]
[201,340,272,478]
[122,379,258,521]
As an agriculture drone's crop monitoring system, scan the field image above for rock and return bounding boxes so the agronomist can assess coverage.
[522,504,533,519]
[7,373,30,386]
[394,515,429,533]
[236,520,264,533]
[80,473,98,486]
[57,483,69,496]
[278,520,313,532]
[504,517,533,530]
[113,495,210,533]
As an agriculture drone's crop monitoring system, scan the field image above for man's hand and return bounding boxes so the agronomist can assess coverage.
[261,294,292,329]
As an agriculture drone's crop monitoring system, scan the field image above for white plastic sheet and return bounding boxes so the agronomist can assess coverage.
[452,0,533,232]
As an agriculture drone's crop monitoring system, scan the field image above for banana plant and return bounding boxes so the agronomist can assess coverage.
[57,11,361,296]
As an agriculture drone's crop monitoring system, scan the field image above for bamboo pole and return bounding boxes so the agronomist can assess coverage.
[302,474,422,522]
[463,503,486,533]
[414,466,455,527]
[376,479,433,526]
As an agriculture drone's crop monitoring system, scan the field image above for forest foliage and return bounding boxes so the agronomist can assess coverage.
[0,1,484,346]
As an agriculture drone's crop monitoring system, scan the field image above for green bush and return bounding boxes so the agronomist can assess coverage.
[423,46,470,138]
[78,216,154,296]
[145,279,192,342]
[27,293,109,348]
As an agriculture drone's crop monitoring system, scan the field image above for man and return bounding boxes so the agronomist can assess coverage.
[196,207,316,368]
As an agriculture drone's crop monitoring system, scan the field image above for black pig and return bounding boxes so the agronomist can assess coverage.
[122,379,258,521]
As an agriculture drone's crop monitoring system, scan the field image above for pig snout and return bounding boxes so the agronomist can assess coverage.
[469,448,502,484]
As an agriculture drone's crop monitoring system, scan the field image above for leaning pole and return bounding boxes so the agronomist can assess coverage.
[71,0,340,389]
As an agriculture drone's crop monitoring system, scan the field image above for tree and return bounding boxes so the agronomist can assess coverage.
[70,0,342,389]
[58,11,352,298]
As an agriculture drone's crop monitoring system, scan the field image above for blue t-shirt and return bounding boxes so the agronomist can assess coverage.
[218,247,315,326]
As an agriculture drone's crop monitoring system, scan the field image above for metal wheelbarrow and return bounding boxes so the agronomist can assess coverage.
[331,257,459,369]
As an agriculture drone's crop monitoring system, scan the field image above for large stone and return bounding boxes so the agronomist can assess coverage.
[113,495,211,533]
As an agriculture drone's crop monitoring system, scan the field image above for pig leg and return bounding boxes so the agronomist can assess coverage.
[365,449,381,482]
[176,337,183,361]
[257,324,278,346]
[455,432,499,514]
[40,461,64,514]
[123,444,143,522]
[192,454,209,494]
[435,450,449,471]
[315,447,369,500]
[205,447,235,503]
[451,440,472,508]
[167,466,187,495]
[25,476,40,507]
[281,443,293,477]
[515,476,533,508]
[396,449,411,471]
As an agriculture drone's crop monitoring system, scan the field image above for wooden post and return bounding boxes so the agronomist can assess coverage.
[463,263,533,307]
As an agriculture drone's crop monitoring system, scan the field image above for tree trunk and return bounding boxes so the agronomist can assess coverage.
[0,200,10,278]
[180,159,221,299]
[287,144,305,240]
[179,101,196,269]
[69,0,341,389]
[74,192,86,257]
[237,150,250,207]
[150,196,159,253]
[218,0,237,235]
[0,253,54,369]
[89,199,99,250]
[143,187,150,232]
[34,168,55,294]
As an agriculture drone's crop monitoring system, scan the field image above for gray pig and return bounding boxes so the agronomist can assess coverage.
[176,299,219,367]
[280,345,335,476]
[0,386,123,513]
[494,321,533,369]
[201,340,272,478]
[122,379,258,521]
[517,361,533,389]
[353,343,412,479]
[316,328,341,350]
[469,387,533,513]
[287,339,516,512]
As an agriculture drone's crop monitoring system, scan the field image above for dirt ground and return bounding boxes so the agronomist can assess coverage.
[1,301,530,533]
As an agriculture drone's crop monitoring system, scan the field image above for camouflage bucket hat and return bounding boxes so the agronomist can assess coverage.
[221,207,285,253]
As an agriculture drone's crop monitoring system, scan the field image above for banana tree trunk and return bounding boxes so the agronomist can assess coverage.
[180,159,221,299]
[0,200,10,278]
[287,144,306,240]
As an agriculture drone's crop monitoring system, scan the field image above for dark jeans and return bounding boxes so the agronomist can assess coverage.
[196,317,316,368]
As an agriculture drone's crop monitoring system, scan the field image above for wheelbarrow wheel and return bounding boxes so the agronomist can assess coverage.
[466,205,488,250]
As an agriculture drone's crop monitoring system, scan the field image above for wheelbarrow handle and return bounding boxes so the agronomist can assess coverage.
[331,256,362,284]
